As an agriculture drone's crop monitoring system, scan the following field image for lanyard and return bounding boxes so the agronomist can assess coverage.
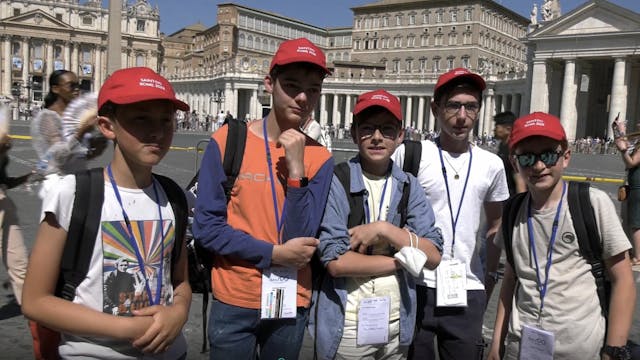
[263,118,286,242]
[107,165,164,306]
[437,140,472,258]
[527,181,566,317]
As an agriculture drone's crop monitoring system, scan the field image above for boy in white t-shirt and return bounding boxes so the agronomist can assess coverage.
[488,112,635,360]
[392,68,509,359]
[22,67,192,359]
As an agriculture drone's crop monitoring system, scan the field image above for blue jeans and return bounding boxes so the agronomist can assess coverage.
[208,298,308,360]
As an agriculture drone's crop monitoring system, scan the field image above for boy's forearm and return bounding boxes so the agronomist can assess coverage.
[327,251,397,278]
[606,271,635,346]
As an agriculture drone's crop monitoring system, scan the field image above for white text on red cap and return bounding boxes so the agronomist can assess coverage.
[524,119,546,128]
[140,78,166,90]
[370,94,391,102]
[296,46,317,57]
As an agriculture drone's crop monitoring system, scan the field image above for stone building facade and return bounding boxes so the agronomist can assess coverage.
[0,0,161,112]
[162,0,531,135]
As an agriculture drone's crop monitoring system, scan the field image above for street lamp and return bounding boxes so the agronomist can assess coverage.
[212,89,225,113]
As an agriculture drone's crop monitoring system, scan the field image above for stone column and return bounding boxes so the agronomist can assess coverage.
[344,94,352,129]
[511,93,521,116]
[64,41,71,70]
[428,98,436,131]
[405,96,413,128]
[46,40,53,84]
[332,94,340,128]
[319,94,327,126]
[21,37,29,85]
[608,57,628,138]
[478,96,486,134]
[2,35,11,95]
[94,46,102,88]
[483,88,494,135]
[250,89,258,120]
[417,96,425,131]
[530,59,549,112]
[71,43,78,75]
[560,59,578,141]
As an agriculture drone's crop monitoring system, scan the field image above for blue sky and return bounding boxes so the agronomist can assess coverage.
[121,0,640,35]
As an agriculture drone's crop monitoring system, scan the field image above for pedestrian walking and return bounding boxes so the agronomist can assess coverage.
[21,67,192,359]
[392,68,509,359]
[192,38,334,359]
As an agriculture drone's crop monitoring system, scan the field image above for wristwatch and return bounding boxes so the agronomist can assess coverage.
[602,345,632,360]
[287,177,309,188]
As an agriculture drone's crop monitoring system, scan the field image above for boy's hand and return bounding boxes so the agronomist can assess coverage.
[277,129,306,179]
[272,237,319,268]
[123,316,154,342]
[349,222,386,253]
[131,305,187,354]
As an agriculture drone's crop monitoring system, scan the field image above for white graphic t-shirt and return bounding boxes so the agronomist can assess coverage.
[41,174,187,359]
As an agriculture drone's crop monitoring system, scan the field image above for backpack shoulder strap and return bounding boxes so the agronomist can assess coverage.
[334,162,365,228]
[502,192,528,272]
[402,140,422,178]
[154,173,188,272]
[398,178,411,228]
[222,119,248,203]
[57,167,104,300]
[567,181,608,315]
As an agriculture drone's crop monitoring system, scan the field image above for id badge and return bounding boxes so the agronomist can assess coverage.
[260,266,297,319]
[356,296,390,346]
[519,324,554,360]
[436,259,467,307]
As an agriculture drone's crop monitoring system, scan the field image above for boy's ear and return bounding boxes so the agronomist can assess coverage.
[396,127,405,145]
[264,75,274,94]
[97,115,116,141]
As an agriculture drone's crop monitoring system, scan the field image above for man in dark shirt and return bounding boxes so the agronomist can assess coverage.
[493,111,524,196]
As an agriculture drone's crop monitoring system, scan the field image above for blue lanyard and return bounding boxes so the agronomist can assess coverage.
[263,118,286,242]
[437,140,472,258]
[107,165,164,306]
[527,181,566,315]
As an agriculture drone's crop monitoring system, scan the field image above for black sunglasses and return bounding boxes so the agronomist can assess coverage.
[513,150,564,168]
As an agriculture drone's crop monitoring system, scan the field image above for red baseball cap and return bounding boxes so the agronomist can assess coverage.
[98,67,189,112]
[269,38,331,75]
[434,68,486,100]
[353,89,402,122]
[508,112,567,150]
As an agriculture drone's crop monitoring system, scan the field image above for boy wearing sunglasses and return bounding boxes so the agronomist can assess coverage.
[311,89,443,359]
[487,112,635,360]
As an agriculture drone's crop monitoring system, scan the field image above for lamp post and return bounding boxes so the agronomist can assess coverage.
[212,89,225,114]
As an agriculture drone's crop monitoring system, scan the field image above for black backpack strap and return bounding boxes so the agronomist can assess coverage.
[398,179,411,228]
[402,140,422,178]
[567,181,608,316]
[222,118,247,202]
[57,168,104,300]
[501,192,527,272]
[153,174,188,272]
[334,162,365,228]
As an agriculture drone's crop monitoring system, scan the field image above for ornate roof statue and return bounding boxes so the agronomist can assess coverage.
[530,3,538,25]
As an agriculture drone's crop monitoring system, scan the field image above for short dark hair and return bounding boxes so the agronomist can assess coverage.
[269,62,327,81]
[494,111,516,126]
[98,101,117,117]
[433,78,482,105]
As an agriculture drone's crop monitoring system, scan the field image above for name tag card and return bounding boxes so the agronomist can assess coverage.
[436,259,467,307]
[356,296,391,346]
[520,324,554,360]
[260,266,297,319]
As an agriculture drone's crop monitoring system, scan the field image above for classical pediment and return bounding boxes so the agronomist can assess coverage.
[530,0,640,38]
[0,9,73,30]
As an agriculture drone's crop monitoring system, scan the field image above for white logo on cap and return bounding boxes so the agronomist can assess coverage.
[524,119,545,127]
[370,94,391,102]
[296,46,317,57]
[139,78,166,91]
[454,70,468,75]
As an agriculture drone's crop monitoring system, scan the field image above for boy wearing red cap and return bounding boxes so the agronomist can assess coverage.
[393,67,509,359]
[311,89,443,359]
[192,38,334,359]
[22,67,192,359]
[488,112,635,360]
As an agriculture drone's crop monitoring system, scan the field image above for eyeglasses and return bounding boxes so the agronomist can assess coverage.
[513,150,564,167]
[357,123,399,139]
[444,101,480,115]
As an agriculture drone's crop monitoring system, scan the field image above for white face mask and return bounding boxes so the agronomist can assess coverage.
[394,231,427,277]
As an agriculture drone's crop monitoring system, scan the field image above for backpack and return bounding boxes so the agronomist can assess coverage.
[57,167,188,301]
[501,181,610,317]
[184,118,247,353]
